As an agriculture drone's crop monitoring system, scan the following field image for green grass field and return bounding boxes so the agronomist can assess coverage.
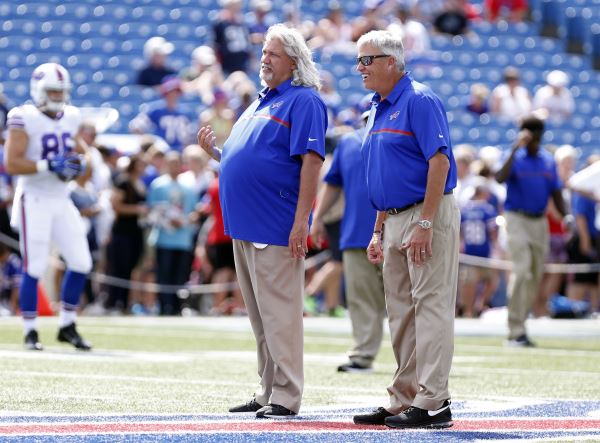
[1,315,600,415]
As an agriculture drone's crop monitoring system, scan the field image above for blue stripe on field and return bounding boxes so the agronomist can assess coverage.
[2,400,600,423]
[2,430,600,443]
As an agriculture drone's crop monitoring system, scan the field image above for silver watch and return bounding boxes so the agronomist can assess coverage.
[417,219,433,230]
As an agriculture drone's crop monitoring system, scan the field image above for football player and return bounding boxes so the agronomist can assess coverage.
[4,62,93,351]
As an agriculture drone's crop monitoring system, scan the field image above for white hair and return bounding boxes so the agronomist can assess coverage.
[264,24,321,90]
[356,30,405,72]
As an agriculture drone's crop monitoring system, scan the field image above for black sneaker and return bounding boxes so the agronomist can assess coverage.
[337,361,373,373]
[57,323,92,351]
[256,403,297,419]
[506,334,536,347]
[24,330,43,351]
[385,400,453,429]
[353,407,393,425]
[229,398,263,413]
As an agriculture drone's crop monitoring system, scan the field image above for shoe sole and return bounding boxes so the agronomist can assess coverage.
[385,420,453,429]
[257,414,297,419]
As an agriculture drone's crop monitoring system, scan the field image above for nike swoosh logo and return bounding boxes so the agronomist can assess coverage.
[308,138,317,141]
[438,134,444,138]
[427,405,450,416]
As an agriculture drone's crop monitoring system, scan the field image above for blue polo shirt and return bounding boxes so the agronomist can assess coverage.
[219,79,327,245]
[503,148,560,215]
[324,127,376,250]
[361,73,457,211]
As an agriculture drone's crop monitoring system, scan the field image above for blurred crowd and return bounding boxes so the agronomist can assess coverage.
[0,0,598,319]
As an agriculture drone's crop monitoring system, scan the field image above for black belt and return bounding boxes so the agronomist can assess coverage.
[387,190,453,216]
[511,209,544,219]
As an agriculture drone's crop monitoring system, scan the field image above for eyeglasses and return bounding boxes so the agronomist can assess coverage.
[356,54,391,66]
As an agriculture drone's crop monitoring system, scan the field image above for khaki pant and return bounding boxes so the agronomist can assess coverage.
[505,212,549,340]
[342,249,386,367]
[232,240,304,413]
[383,194,460,413]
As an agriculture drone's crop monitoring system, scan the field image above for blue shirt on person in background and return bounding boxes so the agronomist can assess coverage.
[360,73,457,211]
[460,200,498,258]
[324,127,376,250]
[503,148,560,215]
[147,175,197,251]
[219,79,327,246]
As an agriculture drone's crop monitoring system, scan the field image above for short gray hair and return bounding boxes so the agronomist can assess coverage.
[356,30,405,72]
[264,24,321,90]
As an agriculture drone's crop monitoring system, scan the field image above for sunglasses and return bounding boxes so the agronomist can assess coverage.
[356,54,391,66]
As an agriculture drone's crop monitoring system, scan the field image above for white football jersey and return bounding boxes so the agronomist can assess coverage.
[7,103,82,196]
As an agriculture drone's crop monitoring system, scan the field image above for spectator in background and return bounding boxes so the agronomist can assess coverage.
[141,143,166,189]
[248,0,275,45]
[534,144,578,317]
[491,66,532,123]
[495,116,568,347]
[0,85,10,146]
[466,83,490,115]
[311,116,386,373]
[179,144,213,200]
[459,182,499,318]
[485,0,528,22]
[199,88,236,148]
[181,45,225,106]
[130,76,195,153]
[453,144,478,208]
[212,0,252,75]
[432,0,476,36]
[533,70,575,126]
[147,151,197,316]
[0,242,21,316]
[137,36,177,87]
[68,162,102,309]
[319,71,343,127]
[105,154,148,314]
[309,1,355,54]
[387,5,431,61]
[201,164,245,316]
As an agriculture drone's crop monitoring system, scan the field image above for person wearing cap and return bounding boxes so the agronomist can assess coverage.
[490,66,532,123]
[495,115,569,347]
[212,0,251,75]
[310,111,386,372]
[353,30,459,429]
[197,24,326,418]
[129,76,195,152]
[136,36,176,87]
[181,46,225,105]
[533,70,575,125]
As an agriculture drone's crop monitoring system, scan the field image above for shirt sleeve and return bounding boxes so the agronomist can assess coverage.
[324,140,344,186]
[6,107,25,131]
[409,94,451,160]
[289,91,328,159]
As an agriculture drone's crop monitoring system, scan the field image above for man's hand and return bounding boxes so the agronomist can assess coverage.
[309,218,327,249]
[289,220,309,259]
[402,225,433,266]
[367,232,384,264]
[48,153,84,181]
[197,125,221,161]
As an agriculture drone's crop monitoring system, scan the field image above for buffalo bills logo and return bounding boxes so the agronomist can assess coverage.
[389,111,400,120]
[32,70,45,80]
[271,101,284,109]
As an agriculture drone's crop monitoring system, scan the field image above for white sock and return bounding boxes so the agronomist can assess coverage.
[59,309,77,328]
[23,318,37,335]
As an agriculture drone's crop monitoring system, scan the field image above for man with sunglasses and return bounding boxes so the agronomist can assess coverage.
[352,30,459,429]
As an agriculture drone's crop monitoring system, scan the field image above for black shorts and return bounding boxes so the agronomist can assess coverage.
[325,220,343,262]
[206,243,235,271]
[567,234,599,284]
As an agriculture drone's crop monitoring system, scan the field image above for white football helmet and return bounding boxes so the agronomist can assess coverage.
[30,63,72,113]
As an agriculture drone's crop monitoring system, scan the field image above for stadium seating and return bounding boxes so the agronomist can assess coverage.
[0,0,599,156]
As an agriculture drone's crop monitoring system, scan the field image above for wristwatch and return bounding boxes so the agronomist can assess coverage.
[416,219,433,230]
